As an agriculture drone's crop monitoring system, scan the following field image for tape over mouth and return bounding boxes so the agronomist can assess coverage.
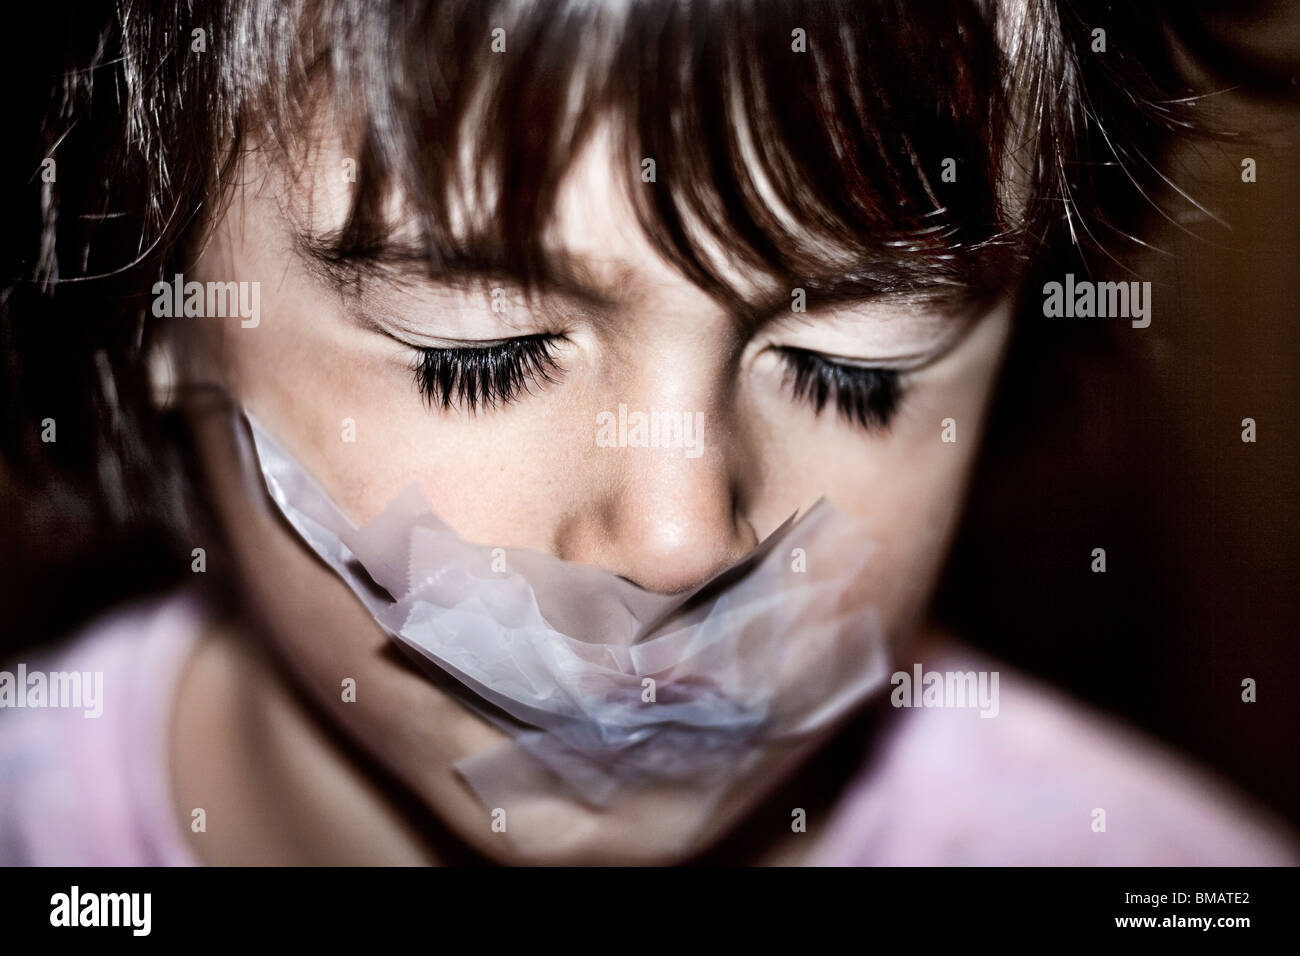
[235,407,892,818]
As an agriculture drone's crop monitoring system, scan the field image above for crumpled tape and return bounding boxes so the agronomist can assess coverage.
[242,410,891,818]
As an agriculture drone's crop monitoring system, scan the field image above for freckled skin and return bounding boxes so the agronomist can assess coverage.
[171,130,1014,865]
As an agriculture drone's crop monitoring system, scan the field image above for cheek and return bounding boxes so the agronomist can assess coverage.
[756,309,1012,631]
[213,264,579,547]
[187,403,516,845]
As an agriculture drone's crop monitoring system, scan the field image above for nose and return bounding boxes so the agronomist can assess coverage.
[554,405,760,594]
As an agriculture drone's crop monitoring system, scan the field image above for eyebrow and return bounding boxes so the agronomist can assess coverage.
[295,233,622,310]
[294,231,988,327]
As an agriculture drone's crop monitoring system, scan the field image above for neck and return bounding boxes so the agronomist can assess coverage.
[169,615,442,865]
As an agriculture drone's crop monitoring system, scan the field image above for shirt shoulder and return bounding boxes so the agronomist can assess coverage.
[0,590,205,866]
[812,640,1300,865]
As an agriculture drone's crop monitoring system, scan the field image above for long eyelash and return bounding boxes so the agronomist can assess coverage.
[411,334,562,411]
[777,346,903,431]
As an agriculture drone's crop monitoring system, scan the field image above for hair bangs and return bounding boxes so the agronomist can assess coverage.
[270,0,1031,313]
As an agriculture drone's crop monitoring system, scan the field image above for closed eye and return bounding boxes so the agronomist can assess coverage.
[406,334,902,429]
[775,346,904,431]
[411,334,564,411]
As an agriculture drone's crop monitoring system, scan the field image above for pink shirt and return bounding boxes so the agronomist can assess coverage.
[1,591,1295,865]
[0,593,200,866]
[806,641,1299,865]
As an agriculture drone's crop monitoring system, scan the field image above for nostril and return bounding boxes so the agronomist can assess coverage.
[613,509,761,595]
[553,446,760,594]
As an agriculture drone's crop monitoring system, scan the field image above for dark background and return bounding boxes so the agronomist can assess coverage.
[939,1,1300,832]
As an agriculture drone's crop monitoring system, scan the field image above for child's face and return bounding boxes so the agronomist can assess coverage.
[184,123,1014,863]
